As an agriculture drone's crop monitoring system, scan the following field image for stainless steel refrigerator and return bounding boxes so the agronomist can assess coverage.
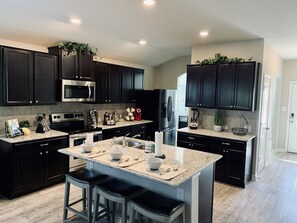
[136,89,176,146]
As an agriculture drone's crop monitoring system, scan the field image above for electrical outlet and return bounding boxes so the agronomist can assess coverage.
[222,125,228,130]
[177,188,184,201]
[244,125,251,132]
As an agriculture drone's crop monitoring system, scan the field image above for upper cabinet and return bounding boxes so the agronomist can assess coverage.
[217,62,258,111]
[48,47,94,81]
[0,47,57,106]
[186,62,259,111]
[186,64,217,108]
[94,62,121,103]
[122,67,144,103]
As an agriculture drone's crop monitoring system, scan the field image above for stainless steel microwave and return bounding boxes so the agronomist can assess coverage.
[61,79,96,102]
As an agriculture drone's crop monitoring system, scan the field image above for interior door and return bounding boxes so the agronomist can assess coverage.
[287,83,297,153]
[258,74,271,174]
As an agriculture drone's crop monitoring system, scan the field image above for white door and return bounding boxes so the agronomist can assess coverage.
[257,74,271,174]
[287,83,297,153]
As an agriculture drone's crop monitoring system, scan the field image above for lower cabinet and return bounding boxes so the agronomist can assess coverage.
[102,123,152,140]
[0,136,69,199]
[177,132,253,187]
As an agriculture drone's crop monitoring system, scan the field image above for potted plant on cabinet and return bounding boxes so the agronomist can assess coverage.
[214,110,224,132]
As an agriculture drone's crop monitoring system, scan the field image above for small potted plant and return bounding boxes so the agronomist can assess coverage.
[214,110,224,132]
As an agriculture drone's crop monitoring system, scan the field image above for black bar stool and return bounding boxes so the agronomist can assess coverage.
[129,190,186,223]
[92,178,143,223]
[63,168,108,223]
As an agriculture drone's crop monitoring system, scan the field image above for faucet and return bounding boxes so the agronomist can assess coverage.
[122,133,141,146]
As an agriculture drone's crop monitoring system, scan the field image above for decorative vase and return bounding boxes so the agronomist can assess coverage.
[213,125,222,132]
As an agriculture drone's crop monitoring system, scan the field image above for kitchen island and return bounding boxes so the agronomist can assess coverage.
[59,138,221,223]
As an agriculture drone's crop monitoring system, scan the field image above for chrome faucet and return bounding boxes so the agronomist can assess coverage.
[122,133,141,146]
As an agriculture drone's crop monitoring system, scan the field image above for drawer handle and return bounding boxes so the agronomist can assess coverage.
[222,142,230,146]
[188,137,195,140]
[40,152,43,155]
[141,126,145,129]
[40,143,49,147]
[115,131,121,133]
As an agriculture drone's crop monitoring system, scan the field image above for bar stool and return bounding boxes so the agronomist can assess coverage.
[63,168,108,223]
[92,178,143,223]
[129,190,186,223]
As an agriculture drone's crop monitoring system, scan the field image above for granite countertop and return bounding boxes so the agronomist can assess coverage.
[59,138,222,187]
[97,120,153,130]
[0,130,68,143]
[178,127,256,141]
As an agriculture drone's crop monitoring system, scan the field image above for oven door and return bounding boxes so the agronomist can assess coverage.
[62,79,96,102]
[69,134,88,170]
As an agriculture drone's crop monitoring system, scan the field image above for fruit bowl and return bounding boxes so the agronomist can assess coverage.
[232,127,248,136]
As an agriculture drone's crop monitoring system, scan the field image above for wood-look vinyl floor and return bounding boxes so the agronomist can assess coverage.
[0,152,297,223]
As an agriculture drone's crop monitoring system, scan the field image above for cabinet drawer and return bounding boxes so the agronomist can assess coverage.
[14,136,68,154]
[103,127,130,139]
[130,124,146,132]
[208,138,245,151]
[177,133,207,145]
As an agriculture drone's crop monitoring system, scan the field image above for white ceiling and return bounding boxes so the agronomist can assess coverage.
[0,0,296,66]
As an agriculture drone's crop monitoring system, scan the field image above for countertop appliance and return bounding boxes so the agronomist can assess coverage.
[50,112,102,171]
[61,79,96,102]
[136,89,176,146]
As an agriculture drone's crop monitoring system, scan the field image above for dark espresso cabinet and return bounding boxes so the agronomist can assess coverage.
[177,131,254,187]
[122,67,144,103]
[0,47,57,106]
[48,47,93,80]
[216,62,257,111]
[186,64,217,108]
[0,136,69,199]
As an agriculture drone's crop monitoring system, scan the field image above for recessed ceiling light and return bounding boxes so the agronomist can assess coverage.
[138,40,147,45]
[69,17,82,25]
[200,31,209,37]
[143,0,156,6]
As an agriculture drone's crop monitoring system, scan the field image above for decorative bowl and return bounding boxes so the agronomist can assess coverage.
[232,127,248,136]
[146,156,163,170]
[81,143,96,153]
[109,145,124,160]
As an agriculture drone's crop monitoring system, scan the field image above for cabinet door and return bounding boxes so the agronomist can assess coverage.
[216,63,236,109]
[34,53,57,105]
[3,47,33,105]
[44,147,67,185]
[186,65,201,107]
[122,67,133,103]
[14,151,43,193]
[200,65,217,108]
[133,68,144,102]
[234,62,256,111]
[225,149,245,183]
[78,52,93,80]
[108,64,122,103]
[94,62,108,103]
[60,50,78,79]
[211,147,226,180]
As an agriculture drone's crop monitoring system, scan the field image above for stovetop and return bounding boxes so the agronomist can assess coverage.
[50,112,102,135]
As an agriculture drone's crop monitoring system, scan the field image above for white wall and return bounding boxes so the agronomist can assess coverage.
[277,60,297,150]
[153,56,191,89]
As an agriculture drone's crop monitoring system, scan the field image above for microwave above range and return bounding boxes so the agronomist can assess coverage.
[61,79,96,102]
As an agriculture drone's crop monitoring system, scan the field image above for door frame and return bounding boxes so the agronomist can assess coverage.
[285,81,297,152]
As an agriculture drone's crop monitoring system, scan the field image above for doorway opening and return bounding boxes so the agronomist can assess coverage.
[176,73,188,129]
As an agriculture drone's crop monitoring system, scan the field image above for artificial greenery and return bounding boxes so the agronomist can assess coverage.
[195,53,253,65]
[214,110,224,126]
[58,41,97,55]
[19,120,31,128]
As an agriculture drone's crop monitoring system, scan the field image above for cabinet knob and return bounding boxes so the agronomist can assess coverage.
[40,152,43,155]
[30,101,32,104]
[105,100,107,102]
[35,100,38,103]
[75,75,78,78]
[109,100,111,102]
[80,76,83,79]
[46,151,48,154]
[226,150,229,153]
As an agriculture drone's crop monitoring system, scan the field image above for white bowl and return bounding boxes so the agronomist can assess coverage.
[109,146,124,160]
[81,143,95,153]
[146,157,163,170]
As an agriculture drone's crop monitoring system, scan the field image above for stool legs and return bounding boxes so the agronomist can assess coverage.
[63,179,70,222]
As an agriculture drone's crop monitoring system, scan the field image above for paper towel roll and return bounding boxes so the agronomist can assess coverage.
[154,131,163,157]
[85,133,94,144]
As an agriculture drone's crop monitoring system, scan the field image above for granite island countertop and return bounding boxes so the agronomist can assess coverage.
[59,138,222,187]
[178,127,256,142]
[97,120,153,130]
[0,130,68,143]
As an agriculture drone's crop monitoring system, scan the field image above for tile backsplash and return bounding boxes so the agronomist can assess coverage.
[0,103,135,134]
[189,108,258,135]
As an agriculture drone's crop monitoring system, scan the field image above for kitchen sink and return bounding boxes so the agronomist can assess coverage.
[115,139,143,148]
